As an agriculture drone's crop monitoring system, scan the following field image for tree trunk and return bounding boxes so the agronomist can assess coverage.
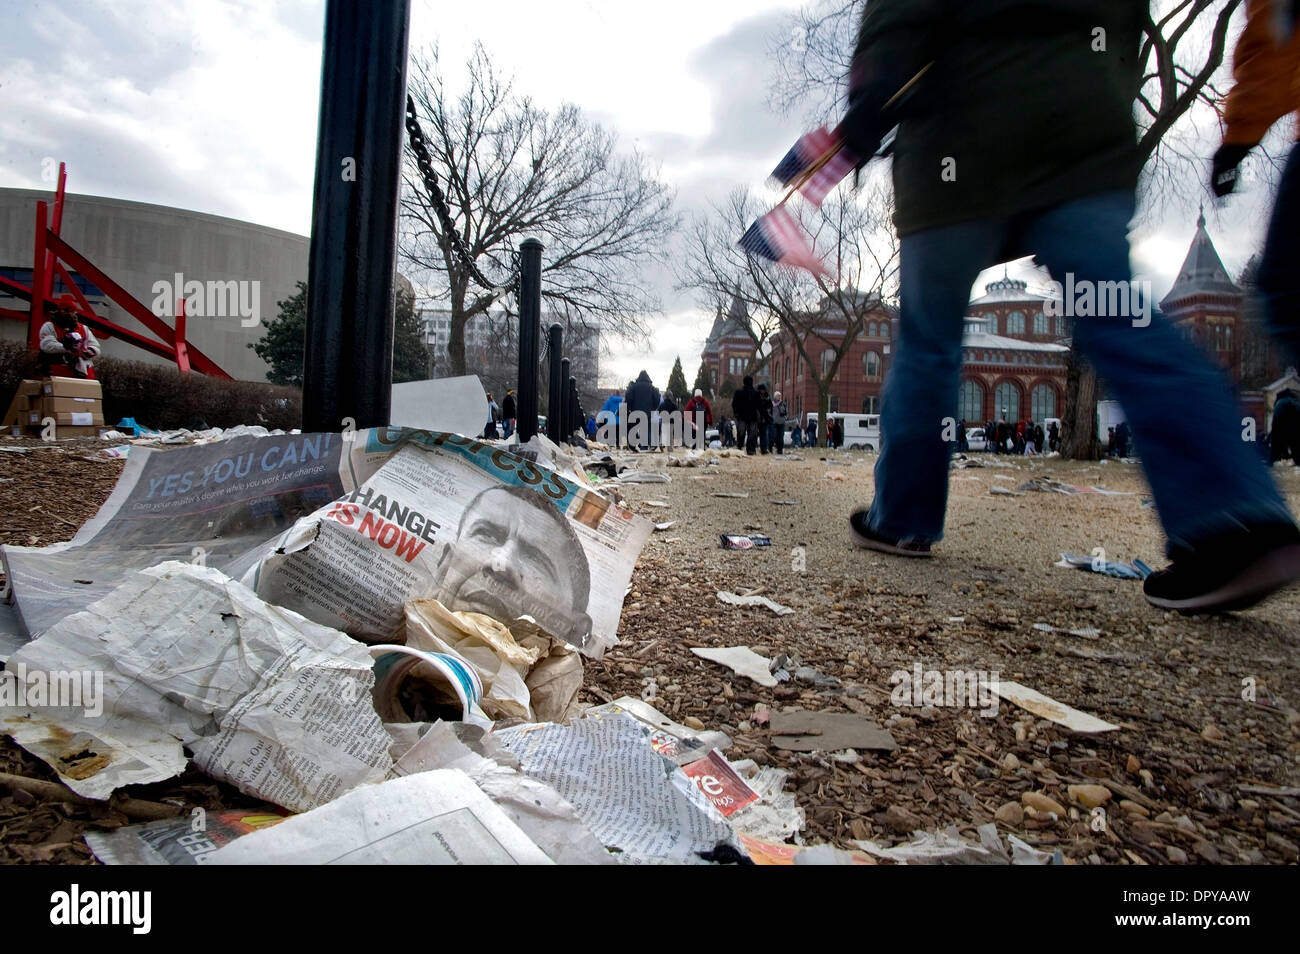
[1061,351,1099,460]
[448,283,468,377]
[815,386,830,449]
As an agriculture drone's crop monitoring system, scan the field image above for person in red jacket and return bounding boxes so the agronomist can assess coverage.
[683,388,713,448]
[38,302,100,379]
[1213,0,1300,368]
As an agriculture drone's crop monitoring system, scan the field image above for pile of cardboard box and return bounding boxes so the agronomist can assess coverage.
[2,377,104,438]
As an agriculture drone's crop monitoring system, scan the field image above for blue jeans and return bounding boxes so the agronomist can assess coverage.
[867,189,1294,556]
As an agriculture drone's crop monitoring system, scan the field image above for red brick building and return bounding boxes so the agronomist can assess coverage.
[959,275,1070,425]
[699,296,760,397]
[700,279,1071,427]
[1157,209,1278,426]
[764,292,898,422]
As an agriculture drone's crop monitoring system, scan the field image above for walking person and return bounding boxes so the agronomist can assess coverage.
[500,389,517,439]
[840,0,1300,613]
[756,384,774,454]
[732,376,761,455]
[806,417,818,448]
[484,392,501,440]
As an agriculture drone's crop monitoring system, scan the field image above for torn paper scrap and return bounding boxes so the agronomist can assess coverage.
[389,374,487,439]
[716,590,794,616]
[0,562,392,809]
[495,713,740,864]
[854,827,1006,865]
[691,646,779,688]
[993,680,1119,734]
[617,470,671,483]
[208,770,552,864]
[769,710,898,752]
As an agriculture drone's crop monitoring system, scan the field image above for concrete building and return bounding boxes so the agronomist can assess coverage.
[0,188,307,382]
[418,306,601,412]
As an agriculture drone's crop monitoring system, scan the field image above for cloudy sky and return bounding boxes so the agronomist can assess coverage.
[0,0,1283,389]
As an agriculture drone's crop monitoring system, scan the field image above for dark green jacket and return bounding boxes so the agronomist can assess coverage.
[842,0,1145,235]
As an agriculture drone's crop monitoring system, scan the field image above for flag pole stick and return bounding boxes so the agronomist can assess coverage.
[775,61,933,208]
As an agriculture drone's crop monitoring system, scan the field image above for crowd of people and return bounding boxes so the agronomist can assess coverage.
[957,417,1061,456]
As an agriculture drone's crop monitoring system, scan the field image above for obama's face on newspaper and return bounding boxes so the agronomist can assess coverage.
[435,484,593,648]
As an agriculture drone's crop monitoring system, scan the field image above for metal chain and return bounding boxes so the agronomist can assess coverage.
[404,94,517,296]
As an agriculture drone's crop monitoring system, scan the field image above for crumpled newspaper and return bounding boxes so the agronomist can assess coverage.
[0,562,392,811]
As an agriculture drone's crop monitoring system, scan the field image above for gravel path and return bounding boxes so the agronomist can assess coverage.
[582,447,1300,863]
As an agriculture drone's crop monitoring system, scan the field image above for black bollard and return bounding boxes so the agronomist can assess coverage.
[546,324,563,440]
[516,239,543,442]
[559,358,571,444]
[568,376,581,442]
[302,0,410,433]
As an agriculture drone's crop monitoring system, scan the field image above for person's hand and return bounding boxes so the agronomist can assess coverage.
[1211,143,1254,197]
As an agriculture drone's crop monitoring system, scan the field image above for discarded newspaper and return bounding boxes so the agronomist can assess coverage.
[0,562,393,809]
[244,430,651,655]
[0,428,651,659]
[208,770,554,865]
[495,712,742,864]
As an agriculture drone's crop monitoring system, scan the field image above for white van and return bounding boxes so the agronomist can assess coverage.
[805,412,881,451]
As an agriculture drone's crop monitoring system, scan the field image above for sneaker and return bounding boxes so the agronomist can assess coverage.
[1143,522,1300,614]
[848,510,932,557]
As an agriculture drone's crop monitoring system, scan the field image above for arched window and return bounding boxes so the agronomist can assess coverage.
[1033,311,1048,335]
[880,322,889,339]
[1007,311,1026,335]
[821,348,835,377]
[1225,325,1232,351]
[959,379,984,423]
[994,381,1021,422]
[1031,383,1056,422]
[868,321,878,337]
[983,312,997,333]
[864,351,881,381]
[1055,316,1067,336]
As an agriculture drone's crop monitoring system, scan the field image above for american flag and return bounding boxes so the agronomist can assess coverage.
[769,126,858,207]
[738,205,829,278]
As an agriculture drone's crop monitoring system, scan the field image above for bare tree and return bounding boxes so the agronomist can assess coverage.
[400,44,678,377]
[676,196,786,383]
[769,0,1246,458]
[679,185,899,444]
